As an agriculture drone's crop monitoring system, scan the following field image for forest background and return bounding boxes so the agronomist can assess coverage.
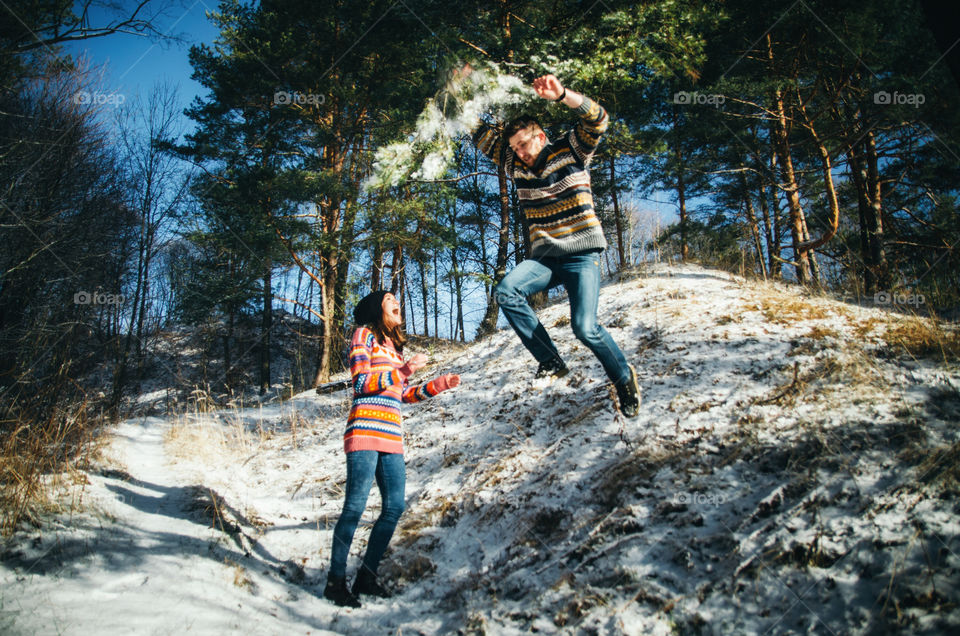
[2,0,958,532]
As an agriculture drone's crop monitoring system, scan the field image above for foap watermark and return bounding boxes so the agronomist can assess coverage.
[492,289,527,309]
[874,91,925,108]
[72,91,126,106]
[273,91,325,106]
[673,491,727,506]
[74,290,125,306]
[874,290,926,307]
[673,91,725,107]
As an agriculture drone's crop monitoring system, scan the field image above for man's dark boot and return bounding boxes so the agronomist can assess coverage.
[324,574,361,607]
[352,567,390,598]
[535,356,569,379]
[616,364,641,417]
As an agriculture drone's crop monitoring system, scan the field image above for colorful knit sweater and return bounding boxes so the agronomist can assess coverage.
[472,96,609,258]
[343,327,440,454]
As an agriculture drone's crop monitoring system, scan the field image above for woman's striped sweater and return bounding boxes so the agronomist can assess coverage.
[343,327,439,454]
[472,96,609,258]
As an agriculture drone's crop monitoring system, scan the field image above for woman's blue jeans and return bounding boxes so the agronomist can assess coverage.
[329,450,406,579]
[494,250,631,386]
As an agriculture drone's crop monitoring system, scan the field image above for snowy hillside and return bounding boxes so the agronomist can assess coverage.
[2,263,958,635]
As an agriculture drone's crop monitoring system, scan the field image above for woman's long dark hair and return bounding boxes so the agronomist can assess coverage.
[366,313,407,354]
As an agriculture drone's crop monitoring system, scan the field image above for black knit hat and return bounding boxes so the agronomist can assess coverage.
[353,290,390,326]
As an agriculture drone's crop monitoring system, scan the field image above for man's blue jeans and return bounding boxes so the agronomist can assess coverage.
[329,450,406,579]
[494,250,631,386]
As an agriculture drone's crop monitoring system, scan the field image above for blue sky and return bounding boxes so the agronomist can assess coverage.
[62,0,221,133]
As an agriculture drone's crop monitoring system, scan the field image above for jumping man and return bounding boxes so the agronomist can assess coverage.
[471,72,641,417]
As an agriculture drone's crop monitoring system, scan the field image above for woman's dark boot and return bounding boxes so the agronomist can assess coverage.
[352,567,390,598]
[324,574,361,607]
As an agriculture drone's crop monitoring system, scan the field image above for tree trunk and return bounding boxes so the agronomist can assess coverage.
[610,155,626,270]
[389,243,404,295]
[847,140,875,292]
[742,175,767,279]
[865,131,889,289]
[371,238,383,291]
[259,260,272,395]
[401,264,411,334]
[796,94,841,271]
[766,34,811,284]
[474,154,491,299]
[223,307,234,391]
[419,252,429,337]
[433,250,439,338]
[477,162,510,337]
[670,103,689,262]
[452,242,464,342]
[758,181,777,278]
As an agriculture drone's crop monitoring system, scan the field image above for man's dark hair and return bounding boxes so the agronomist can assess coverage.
[504,115,542,140]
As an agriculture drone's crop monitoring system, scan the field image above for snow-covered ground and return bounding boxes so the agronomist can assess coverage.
[2,263,958,635]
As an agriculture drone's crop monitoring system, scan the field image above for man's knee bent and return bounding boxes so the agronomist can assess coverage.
[571,318,601,345]
[494,280,525,308]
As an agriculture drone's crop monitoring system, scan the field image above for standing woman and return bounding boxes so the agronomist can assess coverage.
[324,290,460,608]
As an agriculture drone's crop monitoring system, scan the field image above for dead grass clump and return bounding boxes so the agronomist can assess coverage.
[380,553,436,586]
[227,560,254,590]
[393,495,458,546]
[914,441,960,489]
[0,398,105,536]
[526,507,569,542]
[750,362,803,407]
[853,316,883,339]
[553,591,608,627]
[187,486,237,532]
[770,536,845,569]
[165,406,260,465]
[186,485,259,554]
[803,354,870,387]
[757,291,832,325]
[594,449,677,508]
[803,325,840,340]
[187,387,217,414]
[881,317,960,362]
[442,451,463,468]
[753,349,880,408]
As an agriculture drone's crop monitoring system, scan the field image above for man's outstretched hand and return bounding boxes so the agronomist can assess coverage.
[533,74,565,101]
[454,63,473,80]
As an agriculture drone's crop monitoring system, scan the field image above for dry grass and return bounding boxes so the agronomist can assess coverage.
[803,325,841,340]
[716,314,742,326]
[880,316,960,362]
[594,447,681,508]
[0,398,106,536]
[757,289,834,324]
[165,415,253,464]
[228,560,254,590]
[852,316,884,339]
[914,441,960,489]
[164,390,268,464]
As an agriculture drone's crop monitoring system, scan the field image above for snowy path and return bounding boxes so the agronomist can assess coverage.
[1,417,342,635]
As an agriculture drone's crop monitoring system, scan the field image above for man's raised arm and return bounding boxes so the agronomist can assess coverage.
[533,74,609,165]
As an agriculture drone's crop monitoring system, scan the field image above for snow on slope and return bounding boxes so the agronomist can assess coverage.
[2,263,958,635]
